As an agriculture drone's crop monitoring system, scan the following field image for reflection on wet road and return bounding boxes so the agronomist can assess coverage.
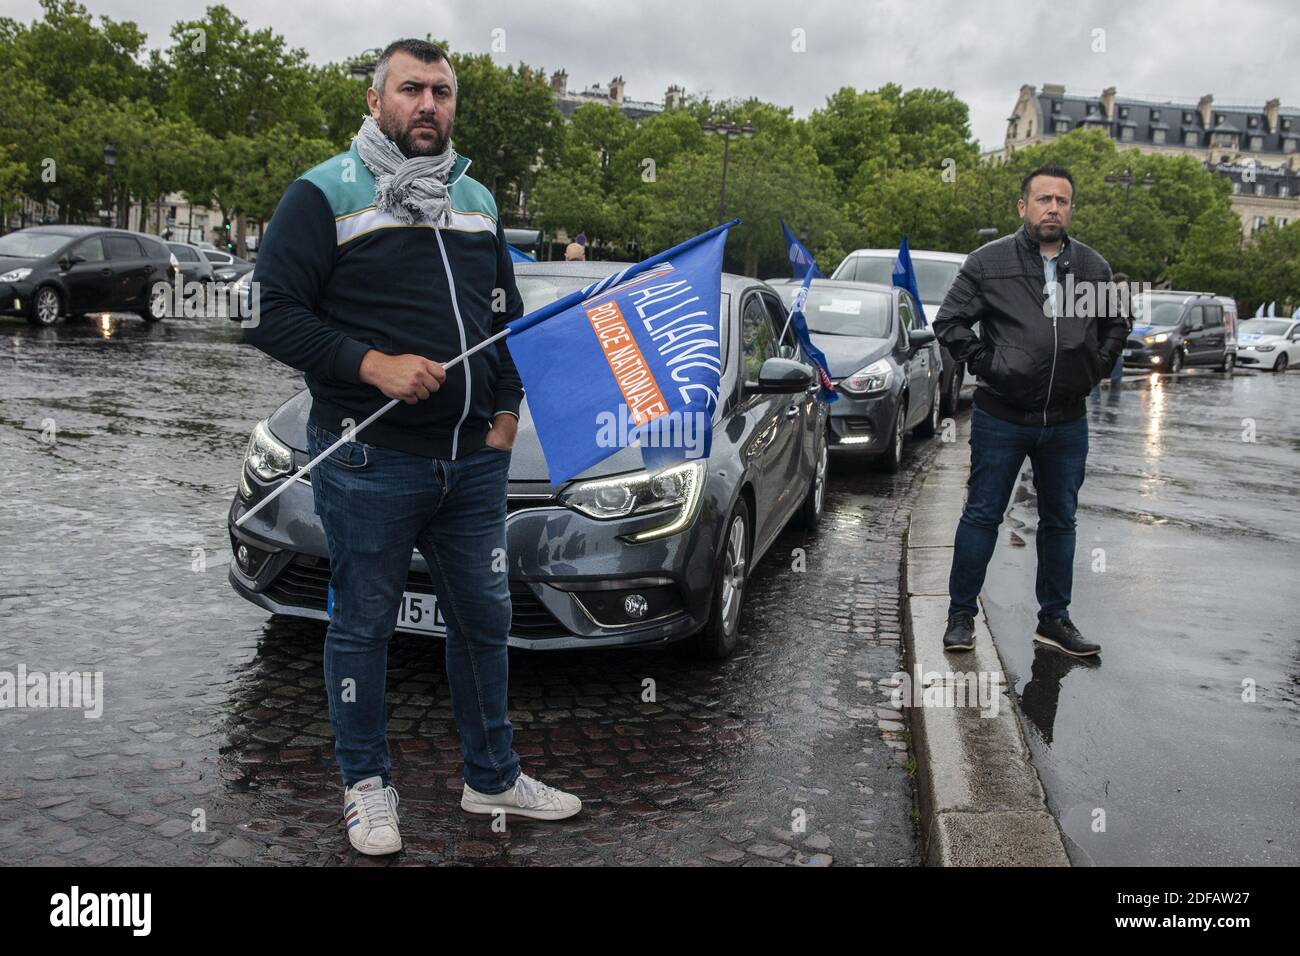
[982,370,1300,866]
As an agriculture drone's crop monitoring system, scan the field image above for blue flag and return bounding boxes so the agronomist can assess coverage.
[508,245,535,263]
[784,271,837,404]
[506,222,737,483]
[892,236,928,326]
[781,220,823,280]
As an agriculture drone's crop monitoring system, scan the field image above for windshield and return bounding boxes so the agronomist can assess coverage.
[774,284,892,337]
[0,231,72,258]
[1239,319,1291,336]
[514,273,730,371]
[839,255,961,304]
[1131,295,1186,327]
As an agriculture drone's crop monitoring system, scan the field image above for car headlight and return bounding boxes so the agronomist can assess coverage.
[243,419,293,482]
[1255,344,1276,352]
[215,269,237,281]
[839,358,893,395]
[560,460,707,541]
[1143,333,1169,345]
[0,267,32,282]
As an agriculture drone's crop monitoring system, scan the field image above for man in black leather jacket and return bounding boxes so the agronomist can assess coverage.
[932,164,1127,657]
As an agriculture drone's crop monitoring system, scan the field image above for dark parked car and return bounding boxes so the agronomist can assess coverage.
[165,240,217,285]
[0,225,176,324]
[201,248,255,284]
[1125,291,1238,374]
[228,262,829,658]
[832,248,967,414]
[768,278,943,472]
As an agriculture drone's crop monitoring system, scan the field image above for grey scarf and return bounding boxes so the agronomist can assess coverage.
[354,115,455,226]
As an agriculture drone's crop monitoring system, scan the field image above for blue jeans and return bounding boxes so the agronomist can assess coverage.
[306,420,521,795]
[948,405,1089,621]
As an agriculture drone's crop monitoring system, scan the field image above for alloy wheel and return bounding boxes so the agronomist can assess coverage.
[718,515,748,636]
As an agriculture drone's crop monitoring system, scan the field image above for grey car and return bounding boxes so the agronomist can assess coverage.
[228,262,829,658]
[768,278,942,472]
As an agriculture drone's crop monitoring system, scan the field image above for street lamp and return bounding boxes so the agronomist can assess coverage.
[701,119,754,221]
[349,48,384,85]
[1105,167,1156,208]
[103,143,118,228]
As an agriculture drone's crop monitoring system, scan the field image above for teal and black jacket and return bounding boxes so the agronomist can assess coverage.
[245,137,525,459]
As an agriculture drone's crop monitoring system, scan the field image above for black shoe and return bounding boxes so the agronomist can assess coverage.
[1033,615,1100,656]
[943,611,976,652]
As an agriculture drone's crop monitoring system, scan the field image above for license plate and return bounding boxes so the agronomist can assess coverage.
[327,586,447,635]
[1123,349,1134,358]
[396,592,446,634]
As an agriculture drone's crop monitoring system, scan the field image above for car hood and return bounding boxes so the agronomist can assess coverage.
[1131,324,1178,337]
[0,255,39,273]
[266,388,651,484]
[808,333,893,378]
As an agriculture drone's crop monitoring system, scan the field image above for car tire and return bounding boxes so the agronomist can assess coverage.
[1217,352,1235,374]
[138,284,169,322]
[693,497,751,660]
[914,380,941,438]
[794,438,827,530]
[26,285,63,326]
[1273,353,1289,373]
[873,398,906,473]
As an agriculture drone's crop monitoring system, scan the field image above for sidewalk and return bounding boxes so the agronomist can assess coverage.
[901,413,1069,866]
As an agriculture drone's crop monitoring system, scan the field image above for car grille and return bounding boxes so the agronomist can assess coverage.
[263,555,568,638]
[1126,337,1145,350]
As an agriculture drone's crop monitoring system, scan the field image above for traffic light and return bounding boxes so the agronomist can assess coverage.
[224,221,234,252]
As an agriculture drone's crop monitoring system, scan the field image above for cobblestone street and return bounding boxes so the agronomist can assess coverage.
[0,314,943,866]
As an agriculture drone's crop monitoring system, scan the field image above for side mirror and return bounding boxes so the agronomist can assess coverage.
[752,357,815,393]
[66,254,85,267]
[908,328,936,348]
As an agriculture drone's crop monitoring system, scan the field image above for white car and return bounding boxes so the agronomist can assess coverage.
[1235,317,1300,372]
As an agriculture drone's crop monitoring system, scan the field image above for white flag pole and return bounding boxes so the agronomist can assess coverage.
[234,327,511,529]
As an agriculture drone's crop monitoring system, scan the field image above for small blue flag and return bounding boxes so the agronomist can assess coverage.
[508,245,535,263]
[784,271,837,404]
[892,236,928,327]
[507,222,737,483]
[781,220,823,280]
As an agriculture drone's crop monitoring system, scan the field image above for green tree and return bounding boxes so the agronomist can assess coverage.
[163,5,324,140]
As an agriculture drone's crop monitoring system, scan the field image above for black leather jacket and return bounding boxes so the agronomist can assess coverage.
[933,226,1128,426]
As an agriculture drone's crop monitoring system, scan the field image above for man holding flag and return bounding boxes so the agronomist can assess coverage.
[245,38,580,856]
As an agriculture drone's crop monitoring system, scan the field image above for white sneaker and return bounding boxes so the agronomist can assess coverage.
[461,772,582,821]
[342,775,402,855]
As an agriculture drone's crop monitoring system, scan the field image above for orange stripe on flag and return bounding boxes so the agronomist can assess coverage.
[584,299,670,425]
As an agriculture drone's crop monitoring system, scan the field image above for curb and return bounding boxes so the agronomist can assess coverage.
[901,414,1070,867]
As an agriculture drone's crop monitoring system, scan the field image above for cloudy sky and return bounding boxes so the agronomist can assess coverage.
[5,0,1296,147]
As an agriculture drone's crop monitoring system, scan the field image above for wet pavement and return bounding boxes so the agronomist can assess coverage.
[0,311,940,866]
[980,369,1300,866]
